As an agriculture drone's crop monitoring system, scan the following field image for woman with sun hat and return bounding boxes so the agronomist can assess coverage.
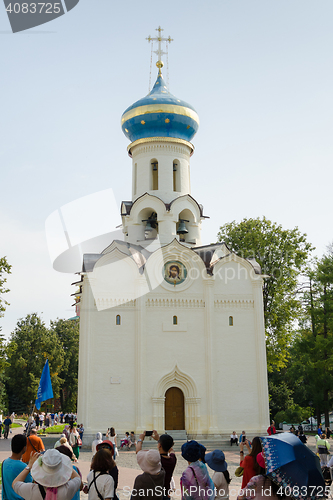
[12,449,82,500]
[205,450,231,500]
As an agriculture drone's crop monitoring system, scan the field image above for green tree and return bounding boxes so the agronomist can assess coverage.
[0,257,11,321]
[5,313,65,412]
[217,217,313,370]
[50,318,79,412]
[288,251,333,427]
[0,257,12,412]
[268,375,294,419]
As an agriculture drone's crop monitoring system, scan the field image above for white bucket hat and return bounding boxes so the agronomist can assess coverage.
[31,449,73,487]
[137,450,161,475]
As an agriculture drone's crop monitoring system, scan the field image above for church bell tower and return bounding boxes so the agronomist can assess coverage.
[120,27,206,248]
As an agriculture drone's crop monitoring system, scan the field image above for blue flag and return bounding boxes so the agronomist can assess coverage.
[35,359,53,410]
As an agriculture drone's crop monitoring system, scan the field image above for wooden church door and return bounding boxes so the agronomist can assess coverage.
[165,387,185,430]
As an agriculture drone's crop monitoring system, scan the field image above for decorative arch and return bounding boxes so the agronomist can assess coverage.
[154,364,198,398]
[170,195,201,223]
[212,252,263,294]
[129,193,167,223]
[90,248,146,310]
[144,238,207,293]
[152,365,201,433]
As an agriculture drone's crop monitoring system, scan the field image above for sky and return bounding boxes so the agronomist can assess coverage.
[1,0,333,337]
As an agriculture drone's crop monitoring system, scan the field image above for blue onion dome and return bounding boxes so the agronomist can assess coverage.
[121,69,199,143]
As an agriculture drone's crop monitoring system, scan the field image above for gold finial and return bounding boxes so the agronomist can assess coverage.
[156,60,164,76]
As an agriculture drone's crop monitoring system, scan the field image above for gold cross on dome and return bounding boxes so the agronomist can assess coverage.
[146,26,173,71]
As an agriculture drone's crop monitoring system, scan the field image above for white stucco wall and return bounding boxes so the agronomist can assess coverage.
[131,140,192,203]
[77,240,269,438]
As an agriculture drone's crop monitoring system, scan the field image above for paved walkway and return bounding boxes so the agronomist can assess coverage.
[0,425,322,500]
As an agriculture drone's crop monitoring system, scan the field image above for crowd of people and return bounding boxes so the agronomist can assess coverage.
[28,412,78,430]
[0,420,329,500]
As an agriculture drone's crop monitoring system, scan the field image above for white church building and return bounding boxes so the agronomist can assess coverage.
[76,30,270,439]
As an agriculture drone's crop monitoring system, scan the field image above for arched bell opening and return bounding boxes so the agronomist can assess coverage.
[176,209,196,244]
[139,208,159,240]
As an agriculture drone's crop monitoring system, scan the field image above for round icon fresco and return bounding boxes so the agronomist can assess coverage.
[163,261,187,285]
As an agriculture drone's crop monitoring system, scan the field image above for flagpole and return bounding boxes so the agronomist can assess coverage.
[30,403,36,416]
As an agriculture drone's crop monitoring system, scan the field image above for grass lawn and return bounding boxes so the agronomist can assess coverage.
[12,423,23,428]
[38,424,66,434]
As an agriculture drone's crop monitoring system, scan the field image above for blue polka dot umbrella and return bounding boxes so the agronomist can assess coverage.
[260,433,325,500]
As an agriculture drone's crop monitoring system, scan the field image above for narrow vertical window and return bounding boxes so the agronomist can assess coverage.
[173,160,180,191]
[229,316,233,326]
[151,160,158,190]
[173,315,178,325]
[134,163,137,195]
[116,315,121,326]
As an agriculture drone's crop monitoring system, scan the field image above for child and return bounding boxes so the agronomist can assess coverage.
[120,432,130,449]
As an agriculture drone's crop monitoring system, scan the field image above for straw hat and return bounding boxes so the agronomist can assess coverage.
[137,450,161,475]
[31,449,73,487]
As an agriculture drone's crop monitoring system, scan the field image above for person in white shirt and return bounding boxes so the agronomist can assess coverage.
[86,449,114,500]
[230,431,238,446]
[12,449,82,500]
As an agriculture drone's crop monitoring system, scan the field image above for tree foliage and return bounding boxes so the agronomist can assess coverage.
[286,250,333,426]
[0,256,11,320]
[217,217,313,370]
[50,318,79,412]
[0,257,11,412]
[5,313,65,411]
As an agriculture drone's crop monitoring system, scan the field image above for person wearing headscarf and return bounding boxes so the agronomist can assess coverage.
[12,449,82,500]
[92,433,103,456]
[180,440,215,500]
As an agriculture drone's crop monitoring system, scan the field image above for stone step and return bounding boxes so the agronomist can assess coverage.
[119,437,246,452]
[165,430,187,441]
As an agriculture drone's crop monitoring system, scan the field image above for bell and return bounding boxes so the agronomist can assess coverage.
[177,220,188,235]
[145,221,154,232]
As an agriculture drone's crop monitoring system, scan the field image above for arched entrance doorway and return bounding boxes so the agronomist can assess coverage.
[165,387,185,430]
